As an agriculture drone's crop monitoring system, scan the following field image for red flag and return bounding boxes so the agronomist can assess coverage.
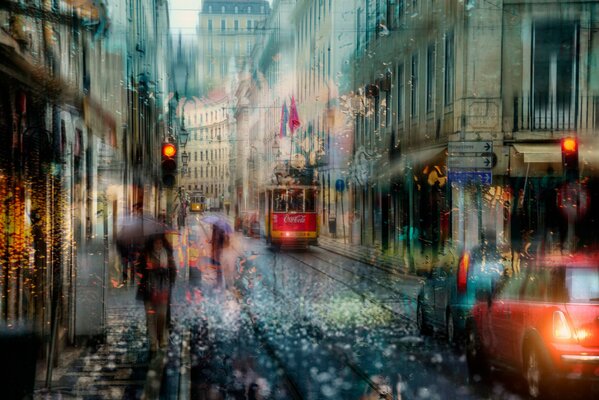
[279,101,288,138]
[288,95,301,135]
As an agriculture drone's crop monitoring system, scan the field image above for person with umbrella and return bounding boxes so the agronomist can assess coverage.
[136,233,177,352]
[202,216,232,289]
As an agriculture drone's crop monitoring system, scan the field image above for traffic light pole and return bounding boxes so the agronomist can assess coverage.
[165,186,174,226]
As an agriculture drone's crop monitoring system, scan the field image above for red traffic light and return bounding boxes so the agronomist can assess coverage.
[162,143,177,158]
[561,137,577,154]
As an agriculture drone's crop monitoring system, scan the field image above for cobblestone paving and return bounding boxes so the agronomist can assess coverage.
[35,306,149,400]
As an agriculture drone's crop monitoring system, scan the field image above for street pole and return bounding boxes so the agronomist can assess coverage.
[408,162,415,273]
[341,189,346,244]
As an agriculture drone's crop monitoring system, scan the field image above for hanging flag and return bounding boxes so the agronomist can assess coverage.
[279,101,288,138]
[288,95,301,135]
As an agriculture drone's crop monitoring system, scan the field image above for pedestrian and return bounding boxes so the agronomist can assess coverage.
[211,225,227,266]
[211,224,230,289]
[136,233,177,352]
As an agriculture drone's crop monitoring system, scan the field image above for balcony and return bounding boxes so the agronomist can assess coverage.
[512,95,599,135]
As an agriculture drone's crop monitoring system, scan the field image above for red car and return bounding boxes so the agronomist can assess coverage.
[466,254,599,398]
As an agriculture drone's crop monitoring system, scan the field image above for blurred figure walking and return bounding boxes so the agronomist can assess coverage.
[211,225,228,289]
[137,233,177,351]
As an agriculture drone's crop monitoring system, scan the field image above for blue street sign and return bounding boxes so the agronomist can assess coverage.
[335,178,345,192]
[448,170,492,186]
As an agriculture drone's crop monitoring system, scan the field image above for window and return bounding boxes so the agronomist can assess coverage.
[221,6,225,13]
[208,19,213,32]
[397,64,404,122]
[274,189,287,212]
[247,20,252,30]
[305,189,316,212]
[426,44,435,113]
[248,6,252,14]
[398,0,404,20]
[221,19,225,30]
[374,96,380,131]
[234,20,239,31]
[194,152,197,162]
[564,267,599,303]
[444,31,454,106]
[261,6,265,14]
[532,21,578,130]
[288,189,304,212]
[386,0,394,29]
[411,53,419,118]
[208,5,212,13]
[385,82,391,127]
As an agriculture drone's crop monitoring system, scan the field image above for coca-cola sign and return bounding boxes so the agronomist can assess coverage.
[273,213,316,231]
[284,214,306,224]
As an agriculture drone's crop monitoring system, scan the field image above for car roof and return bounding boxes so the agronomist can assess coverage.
[533,254,599,269]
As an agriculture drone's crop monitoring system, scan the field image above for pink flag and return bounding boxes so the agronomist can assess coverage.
[279,101,288,138]
[288,95,301,135]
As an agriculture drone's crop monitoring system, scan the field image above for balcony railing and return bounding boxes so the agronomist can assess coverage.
[513,95,599,134]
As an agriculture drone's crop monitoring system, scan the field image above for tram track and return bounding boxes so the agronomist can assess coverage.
[232,250,397,400]
[183,229,478,399]
[240,242,497,398]
[180,225,306,400]
[260,246,506,400]
[282,250,421,319]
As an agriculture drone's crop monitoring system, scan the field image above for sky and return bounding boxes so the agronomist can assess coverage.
[169,0,201,32]
[169,0,273,32]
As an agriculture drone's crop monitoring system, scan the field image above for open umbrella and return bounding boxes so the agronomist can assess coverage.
[117,214,176,246]
[201,215,233,234]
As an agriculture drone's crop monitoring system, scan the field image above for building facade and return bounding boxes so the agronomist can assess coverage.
[350,0,599,272]
[197,0,271,93]
[0,0,171,377]
[179,91,232,210]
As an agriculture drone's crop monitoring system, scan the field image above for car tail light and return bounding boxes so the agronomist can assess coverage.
[457,252,470,294]
[553,311,573,340]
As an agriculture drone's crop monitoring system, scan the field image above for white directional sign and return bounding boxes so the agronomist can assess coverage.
[448,141,493,155]
[448,141,494,185]
[448,155,493,169]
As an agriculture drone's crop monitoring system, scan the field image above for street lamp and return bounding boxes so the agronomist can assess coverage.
[179,127,189,148]
[181,151,189,166]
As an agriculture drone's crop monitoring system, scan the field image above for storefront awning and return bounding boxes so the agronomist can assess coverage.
[513,143,561,163]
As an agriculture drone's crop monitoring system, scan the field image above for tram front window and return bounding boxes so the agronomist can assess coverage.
[274,189,287,212]
[305,189,316,212]
[288,189,304,212]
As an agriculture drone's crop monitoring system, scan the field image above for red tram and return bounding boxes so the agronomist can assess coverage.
[260,185,319,249]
